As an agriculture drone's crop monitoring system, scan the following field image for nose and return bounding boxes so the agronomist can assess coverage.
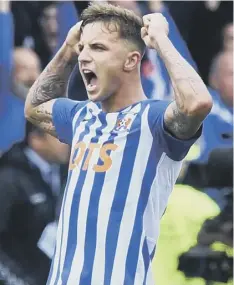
[78,47,92,64]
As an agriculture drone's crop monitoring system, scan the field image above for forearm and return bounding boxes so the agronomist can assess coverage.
[25,43,77,113]
[153,33,211,114]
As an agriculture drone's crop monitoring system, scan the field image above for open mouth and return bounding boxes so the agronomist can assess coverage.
[83,70,98,91]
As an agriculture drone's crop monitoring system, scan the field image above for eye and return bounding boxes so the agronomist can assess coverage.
[78,44,84,52]
[92,44,106,51]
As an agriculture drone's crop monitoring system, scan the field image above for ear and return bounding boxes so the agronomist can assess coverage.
[123,51,141,72]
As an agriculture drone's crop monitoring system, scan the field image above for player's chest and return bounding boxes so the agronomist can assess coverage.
[69,114,143,173]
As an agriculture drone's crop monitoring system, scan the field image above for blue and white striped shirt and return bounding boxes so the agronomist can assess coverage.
[47,98,198,285]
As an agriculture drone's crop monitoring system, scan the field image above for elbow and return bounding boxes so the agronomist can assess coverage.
[186,93,213,117]
[24,104,30,120]
[203,96,213,113]
[24,90,35,120]
[24,102,33,120]
[24,91,30,119]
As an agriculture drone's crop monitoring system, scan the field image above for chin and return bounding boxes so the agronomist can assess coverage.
[88,94,100,102]
[87,89,108,102]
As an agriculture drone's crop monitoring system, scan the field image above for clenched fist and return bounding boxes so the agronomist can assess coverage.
[141,13,169,49]
[65,21,83,55]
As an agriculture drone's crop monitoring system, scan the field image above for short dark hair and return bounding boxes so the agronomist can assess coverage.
[80,2,145,55]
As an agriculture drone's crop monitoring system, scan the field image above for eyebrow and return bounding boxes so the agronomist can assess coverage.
[78,41,110,49]
[90,40,110,46]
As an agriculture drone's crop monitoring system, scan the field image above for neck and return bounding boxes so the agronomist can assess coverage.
[101,73,147,113]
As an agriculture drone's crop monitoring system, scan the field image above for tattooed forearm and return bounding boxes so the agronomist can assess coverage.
[27,45,76,108]
[154,34,211,103]
[30,74,66,106]
[24,44,77,137]
[153,33,212,139]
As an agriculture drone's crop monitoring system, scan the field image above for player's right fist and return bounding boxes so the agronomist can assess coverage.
[65,21,83,55]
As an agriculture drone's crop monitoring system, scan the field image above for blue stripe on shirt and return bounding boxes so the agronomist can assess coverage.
[124,140,162,283]
[103,104,147,285]
[79,113,121,284]
[48,107,87,285]
[60,113,98,284]
[51,106,88,284]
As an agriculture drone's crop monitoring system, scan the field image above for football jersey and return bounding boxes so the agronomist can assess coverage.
[47,98,199,285]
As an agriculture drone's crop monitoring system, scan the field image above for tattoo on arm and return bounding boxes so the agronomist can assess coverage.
[28,116,56,136]
[30,74,66,106]
[164,102,202,140]
[27,103,57,137]
[25,45,76,137]
[29,53,76,108]
[154,35,212,139]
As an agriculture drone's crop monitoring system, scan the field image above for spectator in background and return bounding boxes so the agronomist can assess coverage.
[199,50,233,161]
[35,3,58,68]
[13,48,41,89]
[0,1,26,154]
[12,1,58,68]
[0,47,41,153]
[0,0,43,154]
[12,47,41,100]
[222,22,233,52]
[39,4,58,53]
[0,122,69,285]
[210,51,233,108]
[167,1,233,84]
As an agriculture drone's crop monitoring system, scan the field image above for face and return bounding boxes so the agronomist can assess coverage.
[217,53,233,107]
[14,49,41,88]
[40,5,58,52]
[78,22,132,102]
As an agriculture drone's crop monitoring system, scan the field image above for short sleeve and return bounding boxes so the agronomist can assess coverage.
[52,98,86,145]
[149,100,202,161]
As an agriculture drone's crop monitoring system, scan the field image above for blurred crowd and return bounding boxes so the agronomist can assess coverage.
[0,1,233,285]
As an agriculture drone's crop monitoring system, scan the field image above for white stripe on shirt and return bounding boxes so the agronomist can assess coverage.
[110,105,152,284]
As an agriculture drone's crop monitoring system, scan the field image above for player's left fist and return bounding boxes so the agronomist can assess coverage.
[141,13,169,49]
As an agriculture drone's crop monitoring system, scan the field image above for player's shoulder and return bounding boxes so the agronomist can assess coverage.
[142,99,171,118]
[142,99,171,109]
[54,98,88,112]
[52,99,91,125]
[136,99,171,133]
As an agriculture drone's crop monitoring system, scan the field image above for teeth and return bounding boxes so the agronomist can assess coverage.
[83,70,92,74]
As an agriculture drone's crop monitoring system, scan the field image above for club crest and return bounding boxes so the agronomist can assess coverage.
[113,113,137,133]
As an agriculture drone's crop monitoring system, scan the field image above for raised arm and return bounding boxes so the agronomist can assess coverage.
[24,22,82,137]
[141,13,213,140]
